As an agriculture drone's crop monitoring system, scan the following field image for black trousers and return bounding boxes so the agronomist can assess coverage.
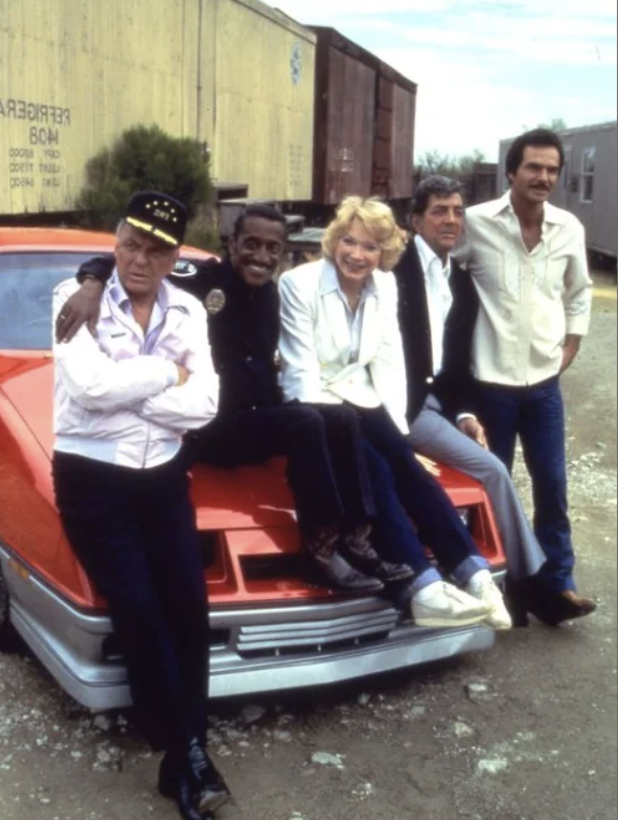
[52,452,208,753]
[189,402,374,533]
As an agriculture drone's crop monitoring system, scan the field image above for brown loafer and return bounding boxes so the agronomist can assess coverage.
[532,588,597,627]
[506,575,598,628]
[558,591,597,619]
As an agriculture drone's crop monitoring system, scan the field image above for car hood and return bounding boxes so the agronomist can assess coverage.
[0,354,56,457]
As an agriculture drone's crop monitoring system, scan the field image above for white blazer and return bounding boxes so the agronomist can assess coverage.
[278,259,409,434]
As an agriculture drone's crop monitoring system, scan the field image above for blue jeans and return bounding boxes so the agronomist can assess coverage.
[356,406,488,592]
[474,377,575,593]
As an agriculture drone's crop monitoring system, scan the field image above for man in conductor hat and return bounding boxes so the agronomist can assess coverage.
[52,191,230,820]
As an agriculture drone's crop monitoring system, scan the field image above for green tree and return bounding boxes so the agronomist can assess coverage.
[76,125,213,232]
[520,118,568,132]
[540,117,567,132]
[414,149,486,181]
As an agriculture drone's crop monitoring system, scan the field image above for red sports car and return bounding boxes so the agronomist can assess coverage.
[0,227,506,710]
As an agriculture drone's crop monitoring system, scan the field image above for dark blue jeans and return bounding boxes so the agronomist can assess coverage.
[474,377,575,593]
[355,406,487,590]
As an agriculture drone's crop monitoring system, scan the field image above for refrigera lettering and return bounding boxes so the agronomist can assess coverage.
[0,98,71,126]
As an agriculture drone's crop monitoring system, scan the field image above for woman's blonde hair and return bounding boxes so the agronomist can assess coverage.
[321,196,405,271]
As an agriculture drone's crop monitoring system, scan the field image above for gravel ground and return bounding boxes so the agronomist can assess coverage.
[0,272,615,820]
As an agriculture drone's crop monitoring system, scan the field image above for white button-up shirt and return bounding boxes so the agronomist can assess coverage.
[53,271,219,469]
[455,192,592,387]
[320,265,377,365]
[415,234,452,376]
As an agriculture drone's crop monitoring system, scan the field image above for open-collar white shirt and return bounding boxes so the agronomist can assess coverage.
[319,261,378,365]
[454,191,592,386]
[415,234,452,376]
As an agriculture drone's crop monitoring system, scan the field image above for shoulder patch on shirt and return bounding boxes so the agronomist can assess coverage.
[172,260,199,278]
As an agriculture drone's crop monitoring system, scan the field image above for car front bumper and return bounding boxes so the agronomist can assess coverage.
[1,548,495,711]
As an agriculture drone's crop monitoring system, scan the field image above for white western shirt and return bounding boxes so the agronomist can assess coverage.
[53,272,219,469]
[455,191,592,387]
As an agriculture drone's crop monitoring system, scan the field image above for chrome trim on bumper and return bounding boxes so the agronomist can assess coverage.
[0,547,495,710]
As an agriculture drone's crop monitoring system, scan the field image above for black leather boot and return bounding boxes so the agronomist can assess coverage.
[159,739,230,818]
[303,525,384,592]
[159,753,203,820]
[343,524,414,583]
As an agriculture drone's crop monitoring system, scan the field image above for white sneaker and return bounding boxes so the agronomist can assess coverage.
[411,581,492,628]
[466,571,512,630]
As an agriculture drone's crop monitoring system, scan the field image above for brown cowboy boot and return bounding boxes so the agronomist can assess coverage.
[303,525,384,592]
[342,524,414,583]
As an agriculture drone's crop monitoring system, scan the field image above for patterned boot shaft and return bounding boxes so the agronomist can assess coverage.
[343,524,413,582]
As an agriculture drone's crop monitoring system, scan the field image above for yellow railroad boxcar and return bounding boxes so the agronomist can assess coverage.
[204,0,315,203]
[0,0,315,216]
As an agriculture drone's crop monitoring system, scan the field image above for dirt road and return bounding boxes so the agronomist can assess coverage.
[0,274,615,820]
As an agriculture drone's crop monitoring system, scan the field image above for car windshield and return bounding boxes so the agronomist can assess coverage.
[0,252,104,350]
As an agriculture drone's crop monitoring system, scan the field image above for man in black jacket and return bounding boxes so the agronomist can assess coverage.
[394,176,556,622]
[56,204,411,594]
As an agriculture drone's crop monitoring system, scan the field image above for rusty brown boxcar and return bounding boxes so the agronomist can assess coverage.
[310,27,417,208]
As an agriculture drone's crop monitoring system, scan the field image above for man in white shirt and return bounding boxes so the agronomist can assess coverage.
[455,129,596,625]
[394,176,545,626]
[52,191,229,820]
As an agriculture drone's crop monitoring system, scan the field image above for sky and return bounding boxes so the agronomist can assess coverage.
[266,0,617,161]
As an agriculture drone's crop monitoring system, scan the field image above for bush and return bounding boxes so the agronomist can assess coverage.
[76,125,213,233]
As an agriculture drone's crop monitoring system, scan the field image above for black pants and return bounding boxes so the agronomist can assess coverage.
[52,452,208,753]
[189,403,374,533]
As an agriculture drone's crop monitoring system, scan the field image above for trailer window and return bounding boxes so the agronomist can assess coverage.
[581,147,595,203]
[561,145,572,191]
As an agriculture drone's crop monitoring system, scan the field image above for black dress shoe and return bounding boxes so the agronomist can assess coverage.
[159,741,231,818]
[159,753,203,820]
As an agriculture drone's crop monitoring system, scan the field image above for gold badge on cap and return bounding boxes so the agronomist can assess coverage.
[205,289,226,315]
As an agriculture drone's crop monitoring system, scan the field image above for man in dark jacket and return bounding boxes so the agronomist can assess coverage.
[56,204,410,593]
[393,175,567,624]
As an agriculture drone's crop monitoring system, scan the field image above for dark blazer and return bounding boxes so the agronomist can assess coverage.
[393,239,479,423]
[78,256,282,416]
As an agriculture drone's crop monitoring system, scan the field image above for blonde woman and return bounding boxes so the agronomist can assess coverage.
[278,197,511,630]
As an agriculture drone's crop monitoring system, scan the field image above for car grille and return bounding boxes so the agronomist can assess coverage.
[236,607,399,658]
